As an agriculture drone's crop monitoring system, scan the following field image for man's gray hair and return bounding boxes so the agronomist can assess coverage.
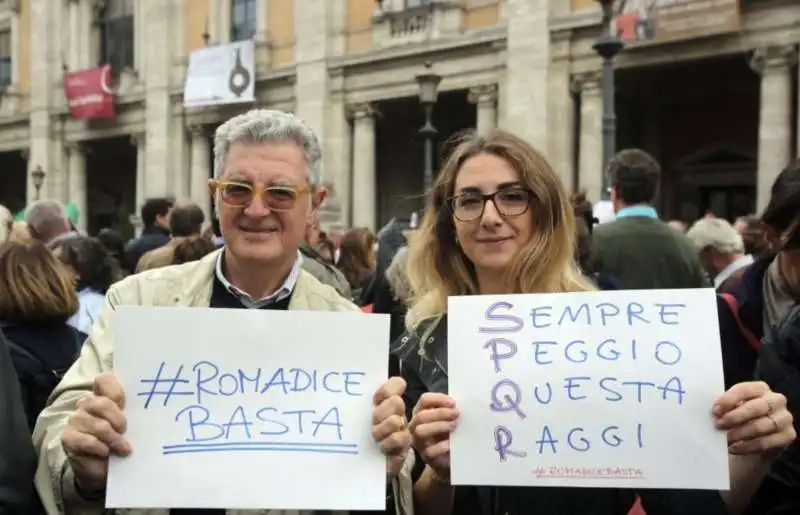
[213,109,322,185]
[686,218,745,254]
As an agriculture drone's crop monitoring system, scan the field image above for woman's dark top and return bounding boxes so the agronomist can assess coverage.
[748,304,800,514]
[392,317,728,515]
[2,323,83,430]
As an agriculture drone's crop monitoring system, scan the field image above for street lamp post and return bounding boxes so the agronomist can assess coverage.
[593,0,625,200]
[415,61,441,193]
[31,165,46,201]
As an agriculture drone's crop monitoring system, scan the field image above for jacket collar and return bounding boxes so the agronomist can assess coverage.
[168,248,322,311]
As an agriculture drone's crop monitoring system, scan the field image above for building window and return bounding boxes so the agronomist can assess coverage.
[405,0,432,9]
[0,29,11,88]
[99,0,134,73]
[231,0,257,42]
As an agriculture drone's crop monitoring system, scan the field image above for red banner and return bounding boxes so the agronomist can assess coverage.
[63,65,115,120]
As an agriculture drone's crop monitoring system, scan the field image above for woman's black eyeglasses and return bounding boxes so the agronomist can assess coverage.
[446,188,533,222]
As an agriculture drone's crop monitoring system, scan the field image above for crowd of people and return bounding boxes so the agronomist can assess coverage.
[0,107,798,515]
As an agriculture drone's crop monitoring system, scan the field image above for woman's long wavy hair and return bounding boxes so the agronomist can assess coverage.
[404,129,594,334]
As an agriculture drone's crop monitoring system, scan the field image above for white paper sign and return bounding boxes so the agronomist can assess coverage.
[107,307,390,510]
[448,289,729,490]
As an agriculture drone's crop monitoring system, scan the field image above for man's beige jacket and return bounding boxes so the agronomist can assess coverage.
[32,249,414,515]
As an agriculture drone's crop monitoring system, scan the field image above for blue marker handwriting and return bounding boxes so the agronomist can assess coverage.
[479,300,687,332]
[477,299,689,461]
[135,361,366,456]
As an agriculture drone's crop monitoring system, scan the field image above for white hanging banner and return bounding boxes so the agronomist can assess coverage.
[183,40,255,108]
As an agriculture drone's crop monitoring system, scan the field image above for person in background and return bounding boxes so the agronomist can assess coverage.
[572,192,618,290]
[338,227,376,301]
[0,242,83,428]
[25,200,74,247]
[667,219,687,232]
[686,218,753,293]
[7,221,31,243]
[51,236,120,336]
[122,197,174,273]
[172,234,217,265]
[0,204,12,243]
[136,202,205,272]
[209,217,224,248]
[300,213,352,298]
[315,237,336,263]
[95,228,127,278]
[592,149,709,289]
[734,214,770,258]
[0,330,38,514]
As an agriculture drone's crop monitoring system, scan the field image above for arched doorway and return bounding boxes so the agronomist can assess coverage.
[0,150,28,213]
[86,137,137,237]
[672,145,757,221]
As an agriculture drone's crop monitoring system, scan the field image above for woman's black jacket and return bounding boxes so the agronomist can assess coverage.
[746,304,800,514]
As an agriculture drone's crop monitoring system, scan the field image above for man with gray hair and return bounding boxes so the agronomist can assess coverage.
[686,217,754,293]
[25,199,74,246]
[33,109,413,515]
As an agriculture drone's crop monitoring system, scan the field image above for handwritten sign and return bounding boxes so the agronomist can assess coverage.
[448,289,729,490]
[107,307,390,510]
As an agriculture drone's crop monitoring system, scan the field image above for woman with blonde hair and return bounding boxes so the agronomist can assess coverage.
[0,242,83,430]
[393,129,795,515]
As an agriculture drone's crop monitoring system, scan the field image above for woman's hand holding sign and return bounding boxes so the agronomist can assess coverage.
[713,381,795,456]
[410,393,460,482]
[62,373,131,495]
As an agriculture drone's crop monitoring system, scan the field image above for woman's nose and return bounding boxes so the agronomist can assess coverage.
[480,199,503,227]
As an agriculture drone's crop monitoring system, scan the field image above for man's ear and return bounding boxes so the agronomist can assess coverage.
[312,186,327,210]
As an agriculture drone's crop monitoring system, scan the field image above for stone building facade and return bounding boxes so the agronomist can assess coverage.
[0,0,798,231]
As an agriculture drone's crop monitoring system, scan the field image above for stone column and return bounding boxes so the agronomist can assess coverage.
[752,45,796,213]
[131,133,147,221]
[27,0,54,205]
[143,2,174,197]
[350,103,377,231]
[502,0,550,149]
[468,85,498,135]
[574,71,604,202]
[134,0,146,74]
[189,125,212,219]
[66,143,87,232]
[67,0,80,69]
[78,0,94,68]
[255,0,268,41]
[294,0,330,182]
